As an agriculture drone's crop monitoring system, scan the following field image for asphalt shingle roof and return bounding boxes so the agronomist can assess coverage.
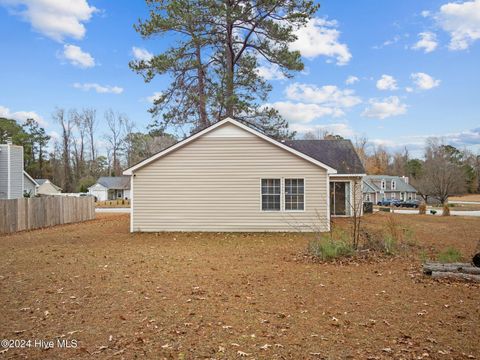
[363,175,417,192]
[97,176,131,190]
[283,139,366,175]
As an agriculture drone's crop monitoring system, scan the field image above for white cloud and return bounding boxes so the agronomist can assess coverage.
[438,0,480,50]
[0,105,47,126]
[61,44,95,68]
[147,91,162,103]
[376,75,398,91]
[290,122,355,138]
[291,18,351,65]
[132,46,153,62]
[412,31,438,53]
[73,83,123,94]
[0,0,97,42]
[405,87,414,93]
[256,63,285,80]
[268,101,344,123]
[285,83,361,108]
[421,10,431,18]
[345,76,359,85]
[362,96,407,119]
[411,72,440,90]
[269,83,361,123]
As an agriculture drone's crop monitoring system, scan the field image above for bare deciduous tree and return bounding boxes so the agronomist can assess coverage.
[417,138,467,204]
[104,110,125,176]
[53,108,74,192]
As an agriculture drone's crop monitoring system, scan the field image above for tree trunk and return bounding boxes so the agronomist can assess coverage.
[224,0,235,118]
[194,41,208,129]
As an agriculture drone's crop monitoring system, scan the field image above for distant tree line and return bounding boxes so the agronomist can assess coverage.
[0,110,176,193]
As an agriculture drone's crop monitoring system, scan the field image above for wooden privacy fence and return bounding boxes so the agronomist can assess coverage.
[0,196,95,234]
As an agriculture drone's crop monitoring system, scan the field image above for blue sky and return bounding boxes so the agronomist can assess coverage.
[0,0,479,156]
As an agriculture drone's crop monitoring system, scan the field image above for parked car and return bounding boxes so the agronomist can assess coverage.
[377,199,402,206]
[402,199,420,208]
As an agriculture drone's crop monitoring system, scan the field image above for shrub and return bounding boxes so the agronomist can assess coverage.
[430,209,437,215]
[442,204,450,216]
[419,203,427,215]
[437,247,463,263]
[308,229,354,261]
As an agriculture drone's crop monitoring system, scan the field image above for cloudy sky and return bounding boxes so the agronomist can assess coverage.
[0,0,479,155]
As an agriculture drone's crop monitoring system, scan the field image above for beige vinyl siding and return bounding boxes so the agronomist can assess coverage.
[132,124,329,232]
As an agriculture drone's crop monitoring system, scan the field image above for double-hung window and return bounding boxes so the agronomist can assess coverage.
[261,179,281,211]
[261,178,304,211]
[285,179,304,211]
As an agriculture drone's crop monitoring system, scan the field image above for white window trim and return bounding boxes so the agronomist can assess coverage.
[284,178,306,213]
[260,178,281,212]
[381,179,386,190]
[259,178,306,212]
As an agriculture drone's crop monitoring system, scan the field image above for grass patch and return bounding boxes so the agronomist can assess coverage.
[308,229,354,261]
[437,247,463,263]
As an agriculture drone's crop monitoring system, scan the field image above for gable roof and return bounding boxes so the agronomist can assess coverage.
[23,171,39,186]
[95,176,131,190]
[363,175,417,192]
[283,140,365,175]
[35,179,62,191]
[123,118,338,175]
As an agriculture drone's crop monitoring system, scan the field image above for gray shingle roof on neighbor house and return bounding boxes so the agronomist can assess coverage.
[283,139,366,175]
[97,176,130,190]
[363,175,417,193]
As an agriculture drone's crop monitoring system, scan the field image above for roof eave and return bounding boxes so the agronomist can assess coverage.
[124,117,337,175]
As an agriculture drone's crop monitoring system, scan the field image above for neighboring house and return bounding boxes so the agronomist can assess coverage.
[363,175,417,203]
[23,171,39,197]
[123,118,365,233]
[88,176,131,201]
[0,141,24,199]
[35,179,62,195]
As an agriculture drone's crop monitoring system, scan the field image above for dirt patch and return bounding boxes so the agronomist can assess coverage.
[0,213,479,359]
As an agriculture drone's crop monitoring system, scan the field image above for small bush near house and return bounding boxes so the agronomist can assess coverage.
[308,229,354,261]
[437,247,463,263]
[419,203,427,215]
[430,209,437,215]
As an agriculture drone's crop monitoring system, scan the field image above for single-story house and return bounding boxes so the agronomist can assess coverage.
[88,176,131,201]
[35,179,62,195]
[23,171,39,196]
[123,118,366,232]
[363,175,417,203]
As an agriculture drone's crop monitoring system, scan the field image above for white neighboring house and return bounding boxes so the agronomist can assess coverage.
[23,171,39,196]
[1,140,39,198]
[35,179,62,195]
[88,176,131,201]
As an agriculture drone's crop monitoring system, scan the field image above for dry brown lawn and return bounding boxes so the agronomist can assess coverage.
[450,194,480,202]
[0,213,479,359]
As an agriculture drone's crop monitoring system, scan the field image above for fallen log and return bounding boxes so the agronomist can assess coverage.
[423,262,480,275]
[431,271,480,282]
